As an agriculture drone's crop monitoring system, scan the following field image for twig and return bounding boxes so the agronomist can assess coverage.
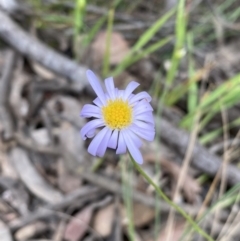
[0,49,16,140]
[209,139,240,154]
[9,186,101,231]
[0,9,89,89]
[14,132,60,155]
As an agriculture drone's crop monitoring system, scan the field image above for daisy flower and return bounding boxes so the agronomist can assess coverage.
[80,70,155,164]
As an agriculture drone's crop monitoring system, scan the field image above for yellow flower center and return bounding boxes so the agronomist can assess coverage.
[102,99,133,129]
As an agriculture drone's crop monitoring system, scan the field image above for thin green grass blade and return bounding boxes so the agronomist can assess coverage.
[103,8,115,77]
[181,74,240,129]
[73,0,86,60]
[165,0,186,86]
[187,32,198,113]
[133,7,176,51]
[200,117,240,145]
[111,37,171,77]
[83,15,107,46]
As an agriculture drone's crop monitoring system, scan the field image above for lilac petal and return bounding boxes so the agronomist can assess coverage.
[134,100,153,115]
[88,126,109,156]
[131,124,155,141]
[126,128,142,148]
[80,119,105,140]
[108,129,118,149]
[123,81,140,100]
[105,77,115,99]
[135,112,154,125]
[86,70,106,105]
[129,91,152,105]
[86,129,95,138]
[128,93,134,100]
[96,127,112,157]
[93,97,103,107]
[122,131,143,164]
[116,131,127,154]
[117,90,124,99]
[115,88,118,97]
[80,104,102,118]
[105,92,111,101]
[135,120,155,131]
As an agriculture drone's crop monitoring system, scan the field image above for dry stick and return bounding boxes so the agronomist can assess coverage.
[210,106,229,237]
[9,186,101,231]
[165,112,201,241]
[157,117,240,185]
[219,211,240,241]
[0,49,16,140]
[209,139,240,155]
[0,10,89,88]
[216,131,240,241]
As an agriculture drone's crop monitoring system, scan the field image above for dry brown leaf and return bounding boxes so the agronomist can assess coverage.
[57,159,82,193]
[91,31,130,65]
[121,202,155,228]
[64,205,94,241]
[157,220,186,241]
[93,203,115,237]
[14,222,47,241]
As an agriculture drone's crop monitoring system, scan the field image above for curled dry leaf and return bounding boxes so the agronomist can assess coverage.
[93,203,115,237]
[91,31,130,65]
[9,147,63,204]
[64,205,94,241]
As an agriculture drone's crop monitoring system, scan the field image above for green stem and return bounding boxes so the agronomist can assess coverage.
[129,155,214,241]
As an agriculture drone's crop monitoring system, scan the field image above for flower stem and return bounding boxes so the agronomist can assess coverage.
[129,154,214,241]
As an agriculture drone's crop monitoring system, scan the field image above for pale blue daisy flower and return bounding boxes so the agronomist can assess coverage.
[80,70,155,164]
